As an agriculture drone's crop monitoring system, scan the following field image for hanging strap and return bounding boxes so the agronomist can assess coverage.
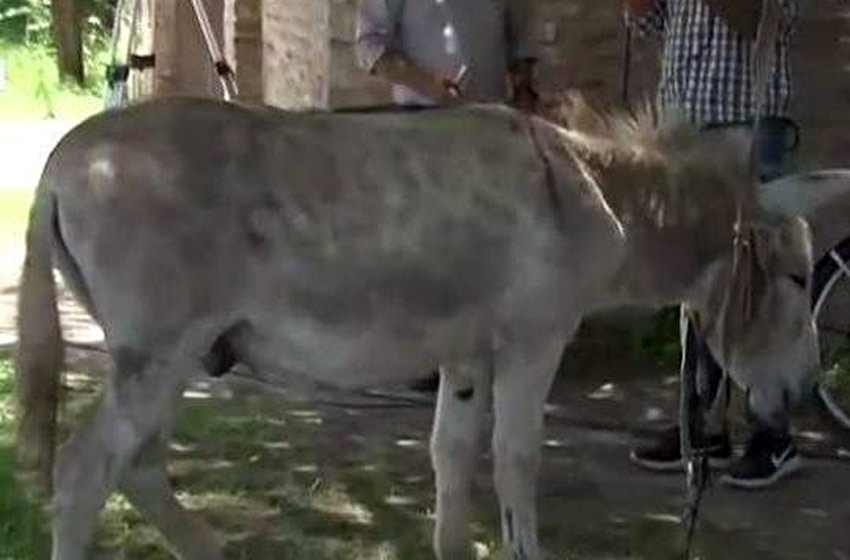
[105,0,142,109]
[188,0,239,101]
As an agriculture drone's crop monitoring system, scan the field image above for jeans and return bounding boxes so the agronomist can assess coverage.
[685,116,800,440]
[753,116,800,182]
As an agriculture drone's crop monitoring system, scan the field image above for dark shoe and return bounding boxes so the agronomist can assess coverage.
[630,425,732,472]
[721,430,800,489]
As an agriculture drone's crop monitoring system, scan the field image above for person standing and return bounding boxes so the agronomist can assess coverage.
[355,0,538,108]
[625,0,802,489]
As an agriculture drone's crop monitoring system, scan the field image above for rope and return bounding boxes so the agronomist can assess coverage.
[188,0,239,101]
[679,4,779,554]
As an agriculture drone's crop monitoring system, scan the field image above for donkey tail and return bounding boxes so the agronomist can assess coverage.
[15,180,63,493]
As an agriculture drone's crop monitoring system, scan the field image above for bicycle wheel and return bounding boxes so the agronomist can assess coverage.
[811,236,850,430]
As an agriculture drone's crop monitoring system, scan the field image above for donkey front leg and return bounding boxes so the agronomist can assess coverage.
[491,336,564,560]
[431,362,492,560]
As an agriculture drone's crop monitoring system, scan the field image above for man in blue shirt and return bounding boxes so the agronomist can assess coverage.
[356,0,538,108]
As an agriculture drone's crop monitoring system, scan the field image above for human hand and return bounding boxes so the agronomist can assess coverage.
[373,52,465,105]
[429,76,465,105]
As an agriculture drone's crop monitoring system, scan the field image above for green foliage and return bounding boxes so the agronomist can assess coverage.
[0,0,115,45]
[623,307,681,365]
[0,0,50,44]
[0,359,51,559]
[0,0,115,96]
[0,41,102,117]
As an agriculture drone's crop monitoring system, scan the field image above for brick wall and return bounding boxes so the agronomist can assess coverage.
[327,0,850,168]
[790,0,850,168]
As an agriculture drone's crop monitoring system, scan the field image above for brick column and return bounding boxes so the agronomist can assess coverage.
[262,0,330,109]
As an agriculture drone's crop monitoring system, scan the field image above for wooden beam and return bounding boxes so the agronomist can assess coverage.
[233,0,263,103]
[152,0,178,95]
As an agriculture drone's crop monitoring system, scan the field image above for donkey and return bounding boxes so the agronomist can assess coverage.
[16,97,817,559]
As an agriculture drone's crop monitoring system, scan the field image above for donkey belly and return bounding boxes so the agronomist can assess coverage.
[235,307,489,388]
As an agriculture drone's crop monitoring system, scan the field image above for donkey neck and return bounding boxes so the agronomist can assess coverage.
[593,159,746,307]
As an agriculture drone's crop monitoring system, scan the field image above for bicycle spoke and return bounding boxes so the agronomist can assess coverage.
[815,249,850,429]
[829,249,850,281]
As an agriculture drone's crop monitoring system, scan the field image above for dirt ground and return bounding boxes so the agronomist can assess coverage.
[2,239,850,559]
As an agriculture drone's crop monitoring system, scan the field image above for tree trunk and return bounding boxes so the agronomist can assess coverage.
[52,0,84,85]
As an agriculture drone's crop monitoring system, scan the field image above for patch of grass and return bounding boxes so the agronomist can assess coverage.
[623,307,681,365]
[0,359,51,559]
[91,395,449,559]
[0,41,102,119]
[0,368,492,558]
[572,308,681,372]
[820,339,850,414]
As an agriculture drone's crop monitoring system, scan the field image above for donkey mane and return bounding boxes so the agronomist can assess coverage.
[549,92,744,183]
[539,92,760,306]
[545,92,753,236]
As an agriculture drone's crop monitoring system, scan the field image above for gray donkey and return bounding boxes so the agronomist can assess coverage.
[16,97,817,559]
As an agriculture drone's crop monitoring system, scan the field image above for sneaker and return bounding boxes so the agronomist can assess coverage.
[720,431,801,489]
[630,425,733,472]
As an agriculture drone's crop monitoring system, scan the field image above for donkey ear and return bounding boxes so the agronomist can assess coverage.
[775,216,814,275]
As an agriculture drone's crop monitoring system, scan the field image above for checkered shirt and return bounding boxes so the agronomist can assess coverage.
[630,0,796,126]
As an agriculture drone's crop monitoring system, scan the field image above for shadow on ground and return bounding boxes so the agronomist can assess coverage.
[55,337,850,559]
[2,279,850,558]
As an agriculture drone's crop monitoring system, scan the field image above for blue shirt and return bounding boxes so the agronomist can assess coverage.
[356,0,535,105]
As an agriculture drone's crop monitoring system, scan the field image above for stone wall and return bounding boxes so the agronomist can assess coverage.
[326,0,850,168]
[263,0,331,109]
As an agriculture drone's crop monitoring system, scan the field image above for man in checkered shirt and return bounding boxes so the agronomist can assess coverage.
[626,0,803,489]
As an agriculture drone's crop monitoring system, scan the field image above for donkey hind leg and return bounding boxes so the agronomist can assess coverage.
[119,431,223,560]
[492,335,565,560]
[431,361,492,560]
[51,350,196,560]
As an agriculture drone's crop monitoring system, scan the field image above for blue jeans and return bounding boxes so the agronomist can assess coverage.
[686,117,800,439]
[703,116,800,182]
[753,116,800,182]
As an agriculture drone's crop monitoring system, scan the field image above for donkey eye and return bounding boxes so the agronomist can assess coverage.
[788,274,807,290]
